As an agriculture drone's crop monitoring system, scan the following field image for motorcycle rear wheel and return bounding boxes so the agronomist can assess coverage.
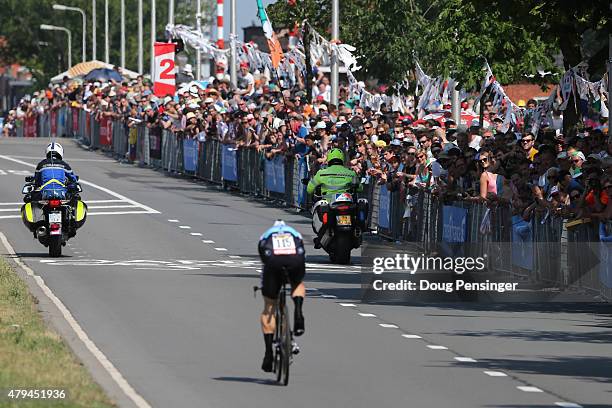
[49,236,62,258]
[333,233,352,265]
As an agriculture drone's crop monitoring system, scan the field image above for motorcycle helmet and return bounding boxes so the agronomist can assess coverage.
[326,148,345,166]
[46,142,64,160]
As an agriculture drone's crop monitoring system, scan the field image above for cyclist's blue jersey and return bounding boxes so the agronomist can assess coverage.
[259,225,303,241]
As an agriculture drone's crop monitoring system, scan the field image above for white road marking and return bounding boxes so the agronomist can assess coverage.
[427,345,448,350]
[179,226,191,229]
[167,219,179,223]
[201,240,215,244]
[190,232,203,236]
[454,357,477,363]
[7,155,112,162]
[88,211,155,216]
[379,323,398,328]
[0,208,19,212]
[339,303,356,307]
[358,313,376,317]
[517,386,543,393]
[87,205,139,209]
[229,255,241,259]
[555,403,583,408]
[0,202,27,206]
[321,294,337,299]
[401,334,422,339]
[484,371,508,377]
[0,232,151,408]
[0,155,160,215]
[0,215,22,219]
[214,247,228,251]
[39,260,57,263]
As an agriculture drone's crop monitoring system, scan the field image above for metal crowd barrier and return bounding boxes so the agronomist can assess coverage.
[8,107,610,301]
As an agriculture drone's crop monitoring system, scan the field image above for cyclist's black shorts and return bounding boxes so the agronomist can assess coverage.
[261,253,305,299]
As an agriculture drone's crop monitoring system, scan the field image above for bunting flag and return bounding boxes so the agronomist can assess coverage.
[256,0,284,69]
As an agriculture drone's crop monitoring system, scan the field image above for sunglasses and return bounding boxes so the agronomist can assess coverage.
[572,159,582,163]
[364,126,372,129]
[521,138,534,143]
[480,157,489,163]
[419,139,428,144]
[417,155,425,159]
[406,152,416,156]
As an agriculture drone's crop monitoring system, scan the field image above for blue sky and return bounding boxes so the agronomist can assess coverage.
[223,0,276,41]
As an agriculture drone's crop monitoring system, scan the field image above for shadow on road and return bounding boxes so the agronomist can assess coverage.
[212,376,281,386]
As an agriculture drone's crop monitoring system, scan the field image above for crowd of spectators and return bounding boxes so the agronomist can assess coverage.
[2,65,610,222]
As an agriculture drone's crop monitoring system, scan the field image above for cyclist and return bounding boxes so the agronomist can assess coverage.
[258,220,306,372]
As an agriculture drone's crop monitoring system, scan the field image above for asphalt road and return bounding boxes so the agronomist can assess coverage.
[0,137,611,408]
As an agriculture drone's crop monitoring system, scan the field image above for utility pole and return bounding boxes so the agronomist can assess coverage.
[121,0,125,68]
[104,0,109,63]
[92,0,96,60]
[196,0,202,80]
[452,84,460,125]
[168,0,174,27]
[138,0,143,74]
[330,0,339,106]
[151,0,156,77]
[230,0,237,88]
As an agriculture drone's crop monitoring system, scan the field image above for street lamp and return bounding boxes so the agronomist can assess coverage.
[41,24,72,69]
[53,4,86,62]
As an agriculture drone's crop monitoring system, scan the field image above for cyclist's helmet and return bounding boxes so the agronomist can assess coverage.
[46,142,64,160]
[326,148,345,166]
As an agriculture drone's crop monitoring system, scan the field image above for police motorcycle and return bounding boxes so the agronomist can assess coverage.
[308,180,368,264]
[20,177,87,258]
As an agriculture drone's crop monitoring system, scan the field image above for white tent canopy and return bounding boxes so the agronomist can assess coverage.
[50,60,140,83]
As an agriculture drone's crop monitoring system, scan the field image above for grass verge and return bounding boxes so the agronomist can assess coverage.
[0,256,116,408]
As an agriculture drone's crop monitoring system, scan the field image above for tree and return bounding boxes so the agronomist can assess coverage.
[0,0,215,86]
[266,0,572,89]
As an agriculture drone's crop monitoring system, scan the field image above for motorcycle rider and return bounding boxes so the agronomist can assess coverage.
[258,220,306,372]
[30,142,80,235]
[306,148,365,248]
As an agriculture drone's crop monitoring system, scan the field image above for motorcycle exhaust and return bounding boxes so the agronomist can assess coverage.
[36,226,47,237]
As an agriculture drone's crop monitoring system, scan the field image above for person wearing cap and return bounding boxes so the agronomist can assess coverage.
[570,151,585,178]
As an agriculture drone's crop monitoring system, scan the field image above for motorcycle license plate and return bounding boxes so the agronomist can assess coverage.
[272,233,296,255]
[49,212,62,223]
[337,215,351,225]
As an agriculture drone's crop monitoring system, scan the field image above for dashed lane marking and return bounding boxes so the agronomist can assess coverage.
[358,313,376,317]
[168,219,179,223]
[201,240,215,243]
[214,248,228,251]
[454,357,477,363]
[555,403,582,408]
[339,303,356,307]
[179,226,191,229]
[190,233,203,236]
[401,334,422,339]
[484,371,508,377]
[379,323,398,328]
[517,386,543,393]
[426,345,448,350]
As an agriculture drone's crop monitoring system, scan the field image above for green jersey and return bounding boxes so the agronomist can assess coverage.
[306,164,362,199]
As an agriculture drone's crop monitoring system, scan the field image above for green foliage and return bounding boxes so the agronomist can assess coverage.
[267,0,606,90]
[0,0,215,86]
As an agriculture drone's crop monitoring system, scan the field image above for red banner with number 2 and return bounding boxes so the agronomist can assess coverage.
[153,42,176,97]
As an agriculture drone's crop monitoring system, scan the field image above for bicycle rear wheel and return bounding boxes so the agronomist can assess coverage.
[281,302,291,386]
[274,298,283,383]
